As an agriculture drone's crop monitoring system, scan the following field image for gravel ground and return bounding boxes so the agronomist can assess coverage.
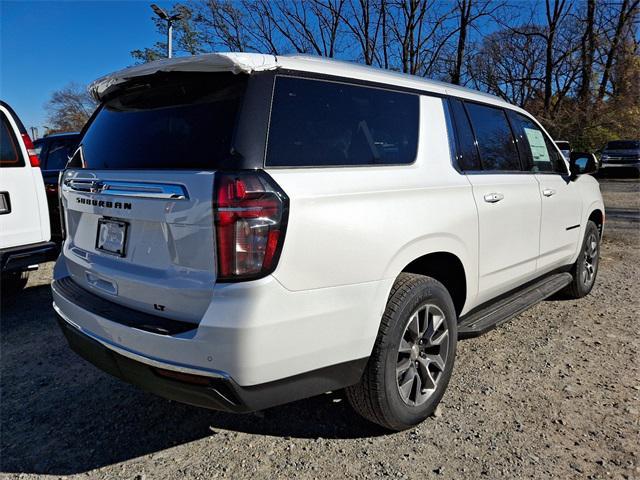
[1,178,638,480]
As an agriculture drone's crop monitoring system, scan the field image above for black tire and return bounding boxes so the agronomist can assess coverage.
[563,220,600,299]
[1,271,30,300]
[346,273,457,431]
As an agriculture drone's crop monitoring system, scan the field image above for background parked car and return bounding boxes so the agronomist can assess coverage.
[598,140,640,177]
[0,101,57,297]
[33,132,80,243]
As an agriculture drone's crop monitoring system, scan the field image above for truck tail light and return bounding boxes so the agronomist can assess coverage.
[20,133,40,167]
[213,171,288,281]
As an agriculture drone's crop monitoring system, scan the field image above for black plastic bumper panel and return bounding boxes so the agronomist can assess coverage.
[56,314,367,413]
[53,276,196,335]
[0,241,59,272]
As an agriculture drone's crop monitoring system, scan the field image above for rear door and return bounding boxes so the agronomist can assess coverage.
[60,170,217,322]
[0,108,45,248]
[59,72,249,324]
[508,111,582,271]
[450,99,541,303]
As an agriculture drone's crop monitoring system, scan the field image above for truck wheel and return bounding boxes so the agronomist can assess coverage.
[346,273,457,431]
[563,220,600,299]
[1,271,30,299]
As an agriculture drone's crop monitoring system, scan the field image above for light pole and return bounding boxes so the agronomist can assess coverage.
[151,4,183,58]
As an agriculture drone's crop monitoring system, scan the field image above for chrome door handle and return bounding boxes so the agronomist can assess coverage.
[484,192,504,203]
[542,188,556,197]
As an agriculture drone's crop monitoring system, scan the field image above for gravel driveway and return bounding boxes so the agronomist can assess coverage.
[1,178,638,480]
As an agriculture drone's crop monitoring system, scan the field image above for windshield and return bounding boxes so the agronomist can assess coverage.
[79,72,248,169]
[605,140,640,150]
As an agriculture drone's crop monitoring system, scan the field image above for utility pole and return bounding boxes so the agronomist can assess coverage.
[151,4,184,58]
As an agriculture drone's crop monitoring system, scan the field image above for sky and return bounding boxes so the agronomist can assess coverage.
[1,0,176,135]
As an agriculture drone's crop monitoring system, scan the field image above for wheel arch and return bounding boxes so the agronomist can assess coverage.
[399,252,467,317]
[588,208,604,237]
[382,234,475,318]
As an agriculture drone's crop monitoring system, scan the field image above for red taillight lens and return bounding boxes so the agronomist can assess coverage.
[20,133,40,167]
[213,171,288,281]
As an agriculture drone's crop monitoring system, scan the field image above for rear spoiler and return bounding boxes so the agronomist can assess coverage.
[89,52,278,101]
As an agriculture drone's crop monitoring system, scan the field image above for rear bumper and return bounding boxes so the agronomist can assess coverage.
[0,241,59,273]
[56,311,366,413]
[52,258,389,387]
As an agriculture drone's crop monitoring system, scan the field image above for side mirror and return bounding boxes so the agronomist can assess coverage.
[569,152,598,179]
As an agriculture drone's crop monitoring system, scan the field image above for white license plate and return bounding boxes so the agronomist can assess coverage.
[96,219,128,257]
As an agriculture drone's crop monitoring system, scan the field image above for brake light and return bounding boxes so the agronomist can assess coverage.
[20,133,40,167]
[213,171,288,281]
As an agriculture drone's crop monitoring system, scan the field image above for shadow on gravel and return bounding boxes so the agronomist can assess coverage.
[1,283,385,476]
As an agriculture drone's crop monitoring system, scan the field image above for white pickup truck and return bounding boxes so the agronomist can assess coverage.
[51,53,604,430]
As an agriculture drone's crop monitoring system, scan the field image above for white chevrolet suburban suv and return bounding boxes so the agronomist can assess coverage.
[52,53,604,430]
[1,101,57,297]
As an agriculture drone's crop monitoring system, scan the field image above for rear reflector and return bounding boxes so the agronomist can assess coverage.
[153,367,212,386]
[213,171,288,281]
[20,133,40,167]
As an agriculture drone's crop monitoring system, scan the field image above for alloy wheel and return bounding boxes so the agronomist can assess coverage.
[582,231,599,287]
[396,304,450,406]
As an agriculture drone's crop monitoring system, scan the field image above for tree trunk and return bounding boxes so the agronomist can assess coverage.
[452,0,471,85]
[578,0,596,104]
[597,0,637,100]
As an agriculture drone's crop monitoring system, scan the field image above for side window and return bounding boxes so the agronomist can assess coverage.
[266,76,419,167]
[45,139,76,170]
[0,114,25,168]
[464,102,521,171]
[447,98,481,171]
[508,111,567,174]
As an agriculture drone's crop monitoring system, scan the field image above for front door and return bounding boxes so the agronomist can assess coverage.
[507,111,582,272]
[461,101,542,304]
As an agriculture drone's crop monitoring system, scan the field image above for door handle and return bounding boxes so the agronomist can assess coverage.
[542,188,556,197]
[484,192,504,203]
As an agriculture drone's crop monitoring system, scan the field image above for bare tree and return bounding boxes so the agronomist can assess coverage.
[341,0,382,65]
[385,0,458,76]
[468,25,546,107]
[597,0,640,99]
[450,0,503,85]
[193,0,251,52]
[541,0,573,114]
[248,0,346,56]
[577,0,596,103]
[44,83,97,133]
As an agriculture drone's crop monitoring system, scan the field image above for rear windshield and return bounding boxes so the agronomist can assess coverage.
[79,73,247,169]
[606,140,639,150]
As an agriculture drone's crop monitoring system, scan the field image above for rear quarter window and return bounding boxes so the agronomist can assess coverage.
[0,114,25,168]
[265,76,419,167]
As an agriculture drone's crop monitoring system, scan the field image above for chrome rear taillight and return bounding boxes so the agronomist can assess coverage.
[213,171,288,281]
